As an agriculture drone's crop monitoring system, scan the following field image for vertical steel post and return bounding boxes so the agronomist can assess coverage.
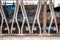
[43,1,47,34]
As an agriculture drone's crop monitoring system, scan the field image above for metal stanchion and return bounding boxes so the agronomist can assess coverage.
[42,0,47,34]
[48,0,58,34]
[32,0,42,34]
[0,1,10,34]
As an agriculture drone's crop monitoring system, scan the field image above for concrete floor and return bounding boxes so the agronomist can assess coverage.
[0,36,60,40]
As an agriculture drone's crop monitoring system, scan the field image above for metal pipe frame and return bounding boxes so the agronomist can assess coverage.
[0,1,10,34]
[0,0,58,35]
[48,0,58,34]
[11,0,20,34]
[32,0,42,34]
[20,0,31,34]
[11,0,31,34]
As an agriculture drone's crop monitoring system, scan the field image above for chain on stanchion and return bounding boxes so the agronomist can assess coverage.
[48,0,58,34]
[11,0,20,34]
[0,1,10,34]
[32,0,42,34]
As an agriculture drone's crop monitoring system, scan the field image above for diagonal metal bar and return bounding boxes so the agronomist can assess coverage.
[48,0,58,34]
[11,0,30,34]
[0,1,10,34]
[32,0,42,34]
[11,0,20,34]
[0,1,4,34]
[20,0,31,34]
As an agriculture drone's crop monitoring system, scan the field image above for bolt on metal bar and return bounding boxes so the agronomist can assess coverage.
[32,0,42,34]
[0,1,10,34]
[48,0,58,34]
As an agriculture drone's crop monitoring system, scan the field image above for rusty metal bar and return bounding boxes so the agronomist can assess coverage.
[48,0,58,34]
[42,1,47,34]
[0,1,10,34]
[32,0,42,34]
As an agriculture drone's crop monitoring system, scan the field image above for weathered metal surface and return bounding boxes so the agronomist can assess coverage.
[0,0,59,36]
